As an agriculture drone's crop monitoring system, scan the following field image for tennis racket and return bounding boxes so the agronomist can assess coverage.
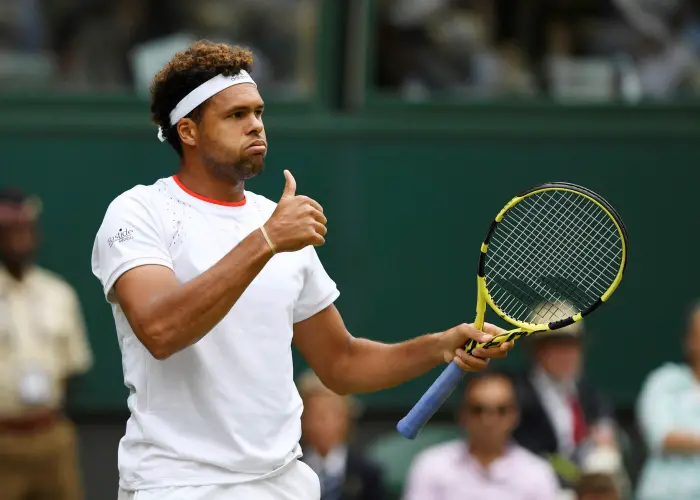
[396,182,628,439]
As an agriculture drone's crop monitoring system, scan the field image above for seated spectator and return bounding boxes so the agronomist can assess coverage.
[298,370,386,500]
[576,473,620,500]
[510,302,625,489]
[402,371,560,500]
[635,301,700,500]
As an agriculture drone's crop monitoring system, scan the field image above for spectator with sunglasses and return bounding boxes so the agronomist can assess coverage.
[402,372,560,500]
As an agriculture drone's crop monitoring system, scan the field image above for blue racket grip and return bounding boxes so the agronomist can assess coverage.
[397,361,467,439]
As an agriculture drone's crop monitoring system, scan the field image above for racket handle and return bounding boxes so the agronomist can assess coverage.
[396,361,466,439]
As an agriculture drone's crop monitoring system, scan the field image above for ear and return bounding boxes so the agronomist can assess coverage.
[176,118,199,148]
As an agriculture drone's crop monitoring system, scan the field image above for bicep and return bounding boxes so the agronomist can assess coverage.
[113,264,180,332]
[292,304,352,384]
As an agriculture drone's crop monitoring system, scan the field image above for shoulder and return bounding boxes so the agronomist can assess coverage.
[641,362,691,391]
[96,181,173,240]
[103,181,166,216]
[510,444,554,470]
[32,267,79,302]
[410,440,463,472]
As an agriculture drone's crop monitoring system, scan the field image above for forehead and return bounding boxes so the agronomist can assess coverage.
[0,206,35,229]
[207,83,263,111]
[467,378,514,403]
[537,337,580,349]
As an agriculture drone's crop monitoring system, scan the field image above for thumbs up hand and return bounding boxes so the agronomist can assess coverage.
[262,170,328,253]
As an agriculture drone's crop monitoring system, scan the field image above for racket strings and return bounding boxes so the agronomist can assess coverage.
[502,191,620,290]
[484,189,623,324]
[491,191,621,320]
[492,193,620,319]
[489,193,606,319]
[496,193,616,292]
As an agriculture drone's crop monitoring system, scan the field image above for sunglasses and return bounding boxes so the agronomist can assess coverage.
[466,404,514,416]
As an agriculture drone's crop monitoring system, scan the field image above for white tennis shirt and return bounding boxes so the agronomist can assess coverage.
[91,176,339,490]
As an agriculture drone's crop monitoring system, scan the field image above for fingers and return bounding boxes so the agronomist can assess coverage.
[456,323,494,344]
[281,170,296,199]
[312,221,327,237]
[471,341,514,360]
[453,349,489,372]
[310,207,327,225]
[482,322,507,337]
[304,196,324,214]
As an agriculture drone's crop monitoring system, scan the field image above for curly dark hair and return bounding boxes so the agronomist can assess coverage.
[150,40,255,156]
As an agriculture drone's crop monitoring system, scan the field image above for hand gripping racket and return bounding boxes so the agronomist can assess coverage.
[397,182,628,439]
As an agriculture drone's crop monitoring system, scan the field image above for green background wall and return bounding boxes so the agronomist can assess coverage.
[3,95,699,413]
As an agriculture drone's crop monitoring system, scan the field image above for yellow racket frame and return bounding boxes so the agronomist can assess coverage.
[466,182,628,353]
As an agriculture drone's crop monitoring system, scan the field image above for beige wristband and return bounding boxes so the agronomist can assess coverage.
[259,226,276,255]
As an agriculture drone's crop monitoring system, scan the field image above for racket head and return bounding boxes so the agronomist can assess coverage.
[473,182,628,345]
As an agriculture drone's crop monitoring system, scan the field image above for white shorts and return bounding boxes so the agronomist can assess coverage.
[117,460,320,500]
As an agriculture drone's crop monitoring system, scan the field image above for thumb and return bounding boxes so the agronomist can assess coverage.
[281,169,296,200]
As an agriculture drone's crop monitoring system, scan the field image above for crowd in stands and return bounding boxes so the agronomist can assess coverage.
[2,0,700,101]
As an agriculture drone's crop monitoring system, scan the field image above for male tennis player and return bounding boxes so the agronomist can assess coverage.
[91,40,513,500]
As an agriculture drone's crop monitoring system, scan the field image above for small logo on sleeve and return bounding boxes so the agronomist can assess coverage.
[108,228,134,248]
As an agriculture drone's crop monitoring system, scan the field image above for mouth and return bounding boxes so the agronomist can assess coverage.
[246,140,267,154]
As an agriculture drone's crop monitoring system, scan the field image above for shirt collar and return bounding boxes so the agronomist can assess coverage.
[0,264,38,289]
[459,440,523,483]
[533,365,578,396]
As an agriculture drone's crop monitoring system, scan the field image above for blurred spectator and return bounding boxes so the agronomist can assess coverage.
[402,371,560,500]
[377,0,700,100]
[0,187,93,500]
[575,472,620,500]
[44,0,317,95]
[376,0,537,99]
[298,370,386,500]
[635,301,700,500]
[509,304,627,491]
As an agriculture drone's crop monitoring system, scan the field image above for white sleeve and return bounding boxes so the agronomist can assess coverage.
[91,189,173,303]
[292,247,339,323]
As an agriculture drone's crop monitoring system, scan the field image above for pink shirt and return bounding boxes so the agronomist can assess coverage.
[403,440,561,500]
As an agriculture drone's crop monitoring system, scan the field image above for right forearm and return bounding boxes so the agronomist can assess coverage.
[143,229,272,358]
[662,432,700,453]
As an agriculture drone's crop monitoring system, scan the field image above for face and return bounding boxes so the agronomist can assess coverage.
[684,311,700,362]
[0,216,37,268]
[534,337,582,382]
[301,393,350,456]
[459,377,518,447]
[180,83,267,183]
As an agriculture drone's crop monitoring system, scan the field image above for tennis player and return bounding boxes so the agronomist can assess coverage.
[91,40,513,500]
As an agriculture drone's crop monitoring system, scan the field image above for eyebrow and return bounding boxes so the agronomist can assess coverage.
[224,103,265,115]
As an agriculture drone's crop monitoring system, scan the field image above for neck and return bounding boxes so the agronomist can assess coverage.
[2,262,28,281]
[538,366,576,386]
[177,165,245,204]
[690,362,700,382]
[468,441,508,467]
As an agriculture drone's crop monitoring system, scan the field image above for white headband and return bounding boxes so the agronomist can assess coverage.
[158,70,257,142]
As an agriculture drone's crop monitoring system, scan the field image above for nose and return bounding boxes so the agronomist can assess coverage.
[248,114,264,135]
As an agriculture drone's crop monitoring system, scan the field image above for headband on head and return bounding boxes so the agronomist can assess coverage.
[158,70,257,142]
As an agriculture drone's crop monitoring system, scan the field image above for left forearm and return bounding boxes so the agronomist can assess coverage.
[330,334,444,394]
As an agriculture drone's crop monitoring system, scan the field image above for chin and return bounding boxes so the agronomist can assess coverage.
[244,156,265,178]
[239,162,264,180]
